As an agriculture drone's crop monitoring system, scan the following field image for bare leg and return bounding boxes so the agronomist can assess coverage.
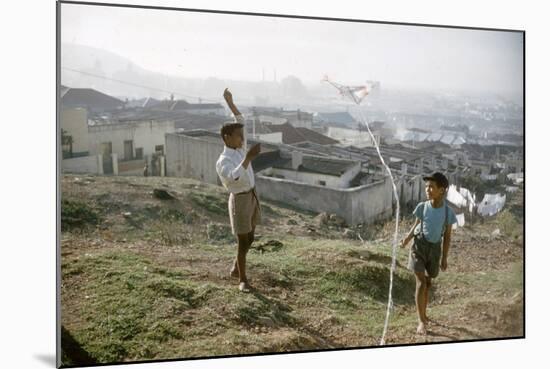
[230,260,239,278]
[237,233,251,292]
[424,277,432,323]
[231,228,255,277]
[415,272,428,334]
[247,226,256,251]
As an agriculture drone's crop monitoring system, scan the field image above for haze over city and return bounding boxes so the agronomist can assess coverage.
[61,3,523,101]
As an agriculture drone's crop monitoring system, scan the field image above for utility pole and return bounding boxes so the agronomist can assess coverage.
[252,107,257,139]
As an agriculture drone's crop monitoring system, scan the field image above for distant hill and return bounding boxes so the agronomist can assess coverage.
[60,43,312,106]
[61,43,208,101]
[62,43,150,76]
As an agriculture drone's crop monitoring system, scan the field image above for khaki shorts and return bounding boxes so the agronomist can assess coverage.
[228,188,261,236]
[408,235,442,278]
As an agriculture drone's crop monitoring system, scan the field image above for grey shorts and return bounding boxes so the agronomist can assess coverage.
[408,235,442,278]
[228,188,261,236]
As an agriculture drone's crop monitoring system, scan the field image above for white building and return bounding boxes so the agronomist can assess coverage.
[164,130,392,225]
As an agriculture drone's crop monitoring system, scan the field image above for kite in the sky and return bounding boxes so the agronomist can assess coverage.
[321,75,373,104]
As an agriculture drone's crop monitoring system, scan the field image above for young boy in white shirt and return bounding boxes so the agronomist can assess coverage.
[216,88,261,293]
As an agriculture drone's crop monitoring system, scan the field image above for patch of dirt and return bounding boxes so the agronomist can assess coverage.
[60,174,525,359]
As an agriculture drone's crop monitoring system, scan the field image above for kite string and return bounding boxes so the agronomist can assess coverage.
[354,107,401,346]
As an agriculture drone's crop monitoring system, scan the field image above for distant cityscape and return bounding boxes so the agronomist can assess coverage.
[61,43,523,226]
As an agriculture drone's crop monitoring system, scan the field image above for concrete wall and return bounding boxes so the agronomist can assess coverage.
[397,176,413,207]
[165,133,223,184]
[326,126,378,147]
[118,158,146,176]
[164,132,392,225]
[256,132,283,144]
[397,175,425,209]
[62,154,102,174]
[268,168,343,188]
[255,175,392,225]
[185,108,225,116]
[342,162,362,186]
[267,161,361,189]
[259,115,286,125]
[61,108,89,154]
[88,120,175,160]
[350,176,393,224]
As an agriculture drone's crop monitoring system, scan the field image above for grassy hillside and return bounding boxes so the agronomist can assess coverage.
[60,174,523,366]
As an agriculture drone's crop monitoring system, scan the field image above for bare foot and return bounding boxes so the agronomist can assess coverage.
[239,281,251,293]
[417,322,427,335]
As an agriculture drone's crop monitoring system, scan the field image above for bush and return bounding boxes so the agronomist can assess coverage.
[188,192,227,216]
[206,223,233,242]
[496,209,522,240]
[61,199,100,231]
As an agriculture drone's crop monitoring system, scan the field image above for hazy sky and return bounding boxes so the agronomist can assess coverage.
[61,3,523,94]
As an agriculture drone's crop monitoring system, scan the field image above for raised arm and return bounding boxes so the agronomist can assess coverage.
[223,88,241,116]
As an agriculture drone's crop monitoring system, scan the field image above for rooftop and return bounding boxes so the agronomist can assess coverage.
[295,127,339,145]
[175,130,280,152]
[316,112,356,125]
[62,87,124,110]
[274,155,358,177]
[266,123,339,145]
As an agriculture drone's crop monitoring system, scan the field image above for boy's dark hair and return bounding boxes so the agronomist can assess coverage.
[220,123,243,141]
[423,172,449,189]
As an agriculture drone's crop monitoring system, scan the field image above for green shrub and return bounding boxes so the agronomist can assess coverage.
[188,192,227,216]
[61,199,100,231]
[496,209,522,239]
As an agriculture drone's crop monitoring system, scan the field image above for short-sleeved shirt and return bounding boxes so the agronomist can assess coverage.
[413,200,457,244]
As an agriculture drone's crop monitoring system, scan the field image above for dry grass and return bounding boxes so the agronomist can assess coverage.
[60,174,524,366]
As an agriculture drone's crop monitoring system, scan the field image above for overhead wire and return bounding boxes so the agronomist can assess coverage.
[62,66,222,103]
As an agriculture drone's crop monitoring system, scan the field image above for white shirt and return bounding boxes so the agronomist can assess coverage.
[215,114,255,194]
